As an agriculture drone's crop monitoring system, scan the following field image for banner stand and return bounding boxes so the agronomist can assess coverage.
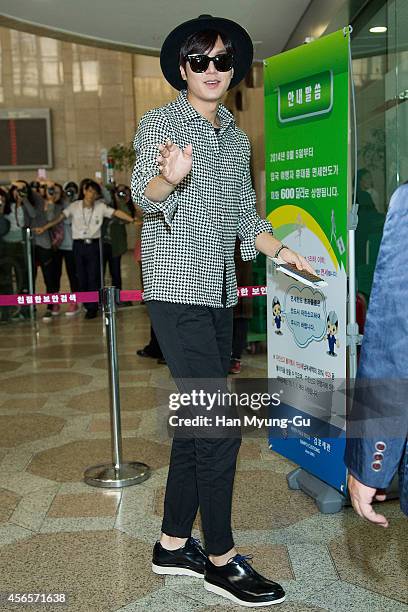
[287,467,345,513]
[284,47,362,513]
[84,286,150,488]
[265,28,352,512]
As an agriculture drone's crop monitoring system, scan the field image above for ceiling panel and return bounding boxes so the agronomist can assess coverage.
[0,0,312,60]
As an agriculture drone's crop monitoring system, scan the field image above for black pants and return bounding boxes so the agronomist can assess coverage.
[35,245,58,309]
[1,241,28,295]
[103,244,122,289]
[143,326,164,359]
[147,299,241,556]
[232,318,249,360]
[55,249,79,293]
[0,240,29,320]
[73,240,101,312]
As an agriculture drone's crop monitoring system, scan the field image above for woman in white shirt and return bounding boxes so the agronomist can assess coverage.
[35,179,138,319]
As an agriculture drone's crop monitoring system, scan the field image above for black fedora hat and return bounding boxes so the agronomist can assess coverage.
[160,14,254,91]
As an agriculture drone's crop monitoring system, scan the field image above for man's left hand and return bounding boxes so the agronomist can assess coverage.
[348,474,389,527]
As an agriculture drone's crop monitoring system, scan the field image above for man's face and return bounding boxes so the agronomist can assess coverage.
[180,35,233,103]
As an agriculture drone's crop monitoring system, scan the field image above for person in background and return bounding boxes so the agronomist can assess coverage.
[30,181,41,195]
[26,181,63,322]
[35,179,138,320]
[3,181,35,322]
[53,182,80,316]
[44,182,66,318]
[136,327,166,364]
[39,183,47,200]
[229,239,252,374]
[133,190,165,363]
[102,184,139,300]
[355,168,385,285]
[63,181,78,204]
[346,182,408,524]
[0,187,13,324]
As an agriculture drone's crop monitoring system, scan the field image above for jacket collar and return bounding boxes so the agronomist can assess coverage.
[175,89,235,131]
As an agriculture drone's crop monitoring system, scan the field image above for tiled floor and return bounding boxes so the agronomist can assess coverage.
[0,258,406,611]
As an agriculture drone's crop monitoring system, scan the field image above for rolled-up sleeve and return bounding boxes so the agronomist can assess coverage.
[131,109,179,227]
[100,203,115,219]
[237,137,273,261]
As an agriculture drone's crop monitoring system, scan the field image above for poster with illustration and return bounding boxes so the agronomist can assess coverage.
[264,29,349,492]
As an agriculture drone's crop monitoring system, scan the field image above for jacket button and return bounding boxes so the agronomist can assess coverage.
[373,453,384,461]
[371,461,382,471]
[375,441,386,452]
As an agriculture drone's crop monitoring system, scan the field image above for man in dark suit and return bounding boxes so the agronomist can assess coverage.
[345,184,408,524]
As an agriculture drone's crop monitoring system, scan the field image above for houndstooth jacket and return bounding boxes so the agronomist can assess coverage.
[131,89,273,308]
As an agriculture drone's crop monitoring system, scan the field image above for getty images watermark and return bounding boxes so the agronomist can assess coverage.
[167,389,311,430]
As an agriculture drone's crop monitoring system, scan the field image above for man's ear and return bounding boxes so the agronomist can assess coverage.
[179,65,187,81]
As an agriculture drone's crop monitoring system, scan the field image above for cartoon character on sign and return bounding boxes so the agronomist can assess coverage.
[327,310,340,356]
[272,297,283,335]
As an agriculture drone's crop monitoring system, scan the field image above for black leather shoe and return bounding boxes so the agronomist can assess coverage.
[136,348,158,359]
[84,310,98,320]
[152,537,207,577]
[204,554,285,607]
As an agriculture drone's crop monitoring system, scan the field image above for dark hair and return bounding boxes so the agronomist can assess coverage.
[53,182,64,204]
[78,178,102,200]
[6,179,36,213]
[179,29,234,68]
[357,168,371,187]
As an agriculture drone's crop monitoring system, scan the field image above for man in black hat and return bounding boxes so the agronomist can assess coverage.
[131,15,313,607]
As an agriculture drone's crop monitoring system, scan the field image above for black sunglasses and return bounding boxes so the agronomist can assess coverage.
[186,52,233,73]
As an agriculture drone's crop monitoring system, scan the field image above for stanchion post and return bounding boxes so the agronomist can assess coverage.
[98,238,106,324]
[106,285,122,470]
[25,228,35,321]
[84,286,150,487]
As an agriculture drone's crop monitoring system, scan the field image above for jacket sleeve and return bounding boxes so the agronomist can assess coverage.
[131,109,178,227]
[237,135,273,261]
[345,380,408,489]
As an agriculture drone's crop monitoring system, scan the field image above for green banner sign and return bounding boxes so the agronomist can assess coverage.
[264,28,349,270]
[278,70,333,122]
[264,29,350,493]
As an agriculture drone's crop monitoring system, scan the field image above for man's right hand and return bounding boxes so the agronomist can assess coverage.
[157,139,192,186]
[34,226,46,235]
[348,474,389,527]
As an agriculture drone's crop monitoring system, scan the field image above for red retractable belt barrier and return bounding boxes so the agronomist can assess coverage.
[0,286,267,307]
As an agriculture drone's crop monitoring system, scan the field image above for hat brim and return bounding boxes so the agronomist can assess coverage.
[160,15,254,91]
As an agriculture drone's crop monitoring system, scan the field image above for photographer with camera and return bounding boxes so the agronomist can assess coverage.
[0,187,14,324]
[63,181,79,204]
[24,181,63,322]
[2,181,37,321]
[34,179,139,319]
[102,184,141,300]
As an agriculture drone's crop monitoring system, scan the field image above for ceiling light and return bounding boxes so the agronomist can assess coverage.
[369,26,387,33]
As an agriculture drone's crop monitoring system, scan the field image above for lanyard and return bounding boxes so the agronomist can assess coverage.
[81,201,95,234]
